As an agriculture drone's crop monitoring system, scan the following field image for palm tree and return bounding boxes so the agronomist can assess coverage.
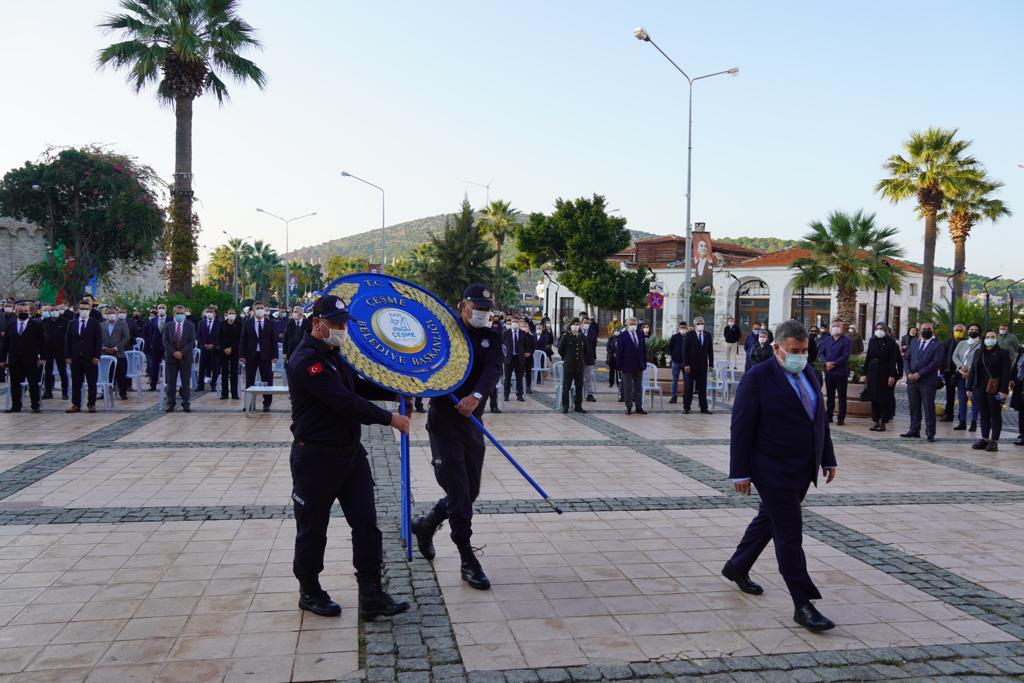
[875,127,981,313]
[791,210,905,324]
[477,199,519,305]
[242,240,280,301]
[939,175,1012,302]
[97,0,266,296]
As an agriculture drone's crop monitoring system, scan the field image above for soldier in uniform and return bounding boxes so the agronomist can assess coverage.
[286,294,411,619]
[411,284,503,590]
[557,318,587,413]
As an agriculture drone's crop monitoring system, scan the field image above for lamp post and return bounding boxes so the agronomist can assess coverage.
[1008,278,1024,333]
[461,178,494,205]
[256,209,317,310]
[634,26,737,324]
[222,231,251,305]
[883,260,895,326]
[341,171,386,271]
[794,265,810,326]
[982,275,1001,331]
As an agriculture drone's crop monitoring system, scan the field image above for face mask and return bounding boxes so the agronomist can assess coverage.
[174,313,185,323]
[627,324,637,332]
[920,329,933,339]
[831,327,842,336]
[323,326,347,348]
[205,312,214,320]
[17,311,29,321]
[79,310,90,320]
[954,331,965,340]
[106,314,116,322]
[117,313,127,320]
[158,309,166,316]
[293,312,302,320]
[678,328,686,334]
[759,337,768,345]
[968,330,979,339]
[570,324,580,333]
[695,324,705,332]
[467,309,489,328]
[779,348,808,374]
[613,330,620,336]
[3,307,12,313]
[227,314,237,322]
[999,329,1008,336]
[984,338,997,347]
[39,311,49,319]
[728,321,735,326]
[58,307,66,313]
[253,309,265,318]
[874,329,886,339]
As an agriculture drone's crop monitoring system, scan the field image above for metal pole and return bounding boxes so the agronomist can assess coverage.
[683,82,694,325]
[946,269,962,329]
[871,289,877,328]
[983,275,1001,331]
[884,261,894,326]
[1006,279,1024,333]
[285,219,290,310]
[381,190,386,272]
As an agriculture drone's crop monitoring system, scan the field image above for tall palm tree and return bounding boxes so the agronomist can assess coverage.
[875,127,981,313]
[938,176,1012,302]
[791,210,905,324]
[477,199,519,305]
[97,0,266,296]
[242,240,280,301]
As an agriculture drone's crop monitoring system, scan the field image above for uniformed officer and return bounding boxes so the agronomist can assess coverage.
[286,294,411,619]
[412,284,503,590]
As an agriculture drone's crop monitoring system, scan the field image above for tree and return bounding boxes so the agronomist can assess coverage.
[419,198,495,307]
[791,210,906,324]
[290,262,323,294]
[939,175,1011,303]
[0,147,165,301]
[570,261,651,312]
[241,240,280,302]
[478,200,519,305]
[875,127,981,313]
[325,256,371,281]
[97,0,266,296]
[205,244,236,292]
[390,243,433,286]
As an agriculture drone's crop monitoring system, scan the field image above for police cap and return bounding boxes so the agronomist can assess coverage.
[463,283,494,310]
[310,295,352,323]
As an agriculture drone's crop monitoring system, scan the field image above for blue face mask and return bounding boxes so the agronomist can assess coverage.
[174,313,185,323]
[781,349,808,374]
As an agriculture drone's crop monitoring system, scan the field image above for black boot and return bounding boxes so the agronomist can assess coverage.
[412,512,442,561]
[358,579,409,620]
[953,420,967,430]
[969,420,978,433]
[298,587,341,617]
[457,544,491,590]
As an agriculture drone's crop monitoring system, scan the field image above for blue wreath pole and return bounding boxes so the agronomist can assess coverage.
[448,394,563,514]
[399,399,412,560]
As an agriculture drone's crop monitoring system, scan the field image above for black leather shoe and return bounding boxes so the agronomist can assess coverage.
[635,407,648,415]
[4,408,20,414]
[298,590,341,617]
[969,421,977,432]
[869,421,880,431]
[668,397,678,404]
[971,438,989,450]
[953,421,967,430]
[415,405,426,414]
[182,405,191,413]
[458,545,491,590]
[926,436,935,442]
[574,407,587,413]
[41,392,53,400]
[794,602,834,632]
[900,431,920,438]
[1014,437,1024,446]
[490,408,502,414]
[560,408,569,414]
[684,408,691,414]
[625,404,632,415]
[722,562,763,595]
[411,514,441,561]
[986,441,999,452]
[586,395,596,403]
[358,581,410,620]
[262,405,270,413]
[835,419,845,426]
[516,396,525,402]
[701,409,713,415]
[31,407,41,414]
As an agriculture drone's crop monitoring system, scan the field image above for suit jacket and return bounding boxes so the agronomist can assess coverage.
[583,323,598,365]
[100,320,132,358]
[729,358,837,489]
[283,319,307,358]
[1,318,44,365]
[218,319,243,354]
[556,332,587,373]
[668,332,687,364]
[239,317,279,362]
[616,329,647,373]
[65,317,103,362]
[534,330,554,357]
[905,337,943,380]
[143,316,168,358]
[161,319,197,362]
[197,317,221,351]
[818,334,852,377]
[503,328,535,369]
[684,329,714,373]
[42,316,68,354]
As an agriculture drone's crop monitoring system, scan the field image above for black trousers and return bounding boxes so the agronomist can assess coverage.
[8,360,41,410]
[504,362,524,399]
[146,352,161,390]
[562,369,584,409]
[729,482,821,606]
[44,352,67,397]
[244,356,275,407]
[290,442,382,589]
[70,358,98,407]
[907,379,937,438]
[943,371,958,418]
[220,353,239,398]
[198,348,218,390]
[684,369,709,411]
[978,393,1004,441]
[427,413,485,546]
[105,354,128,397]
[165,357,191,408]
[824,375,848,421]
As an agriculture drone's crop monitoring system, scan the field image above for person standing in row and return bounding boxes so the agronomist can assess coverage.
[942,324,966,423]
[283,305,308,365]
[968,330,1012,452]
[1010,348,1024,447]
[818,319,851,425]
[864,322,900,432]
[684,316,714,415]
[952,323,983,432]
[723,316,741,368]
[668,321,688,404]
[162,305,196,413]
[617,317,647,415]
[503,319,532,402]
[143,305,167,391]
[101,307,131,400]
[997,323,1019,358]
[581,314,598,402]
[749,330,774,367]
[1,301,44,413]
[196,307,221,393]
[65,299,102,413]
[218,308,242,400]
[557,318,587,414]
[240,302,278,412]
[533,320,553,386]
[41,304,68,400]
[902,321,942,443]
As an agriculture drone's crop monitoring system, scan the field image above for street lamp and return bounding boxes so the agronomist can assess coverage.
[982,275,1002,331]
[794,265,810,326]
[461,178,494,205]
[341,171,386,271]
[634,26,738,324]
[1007,278,1024,333]
[255,209,317,310]
[222,231,251,305]
[883,260,895,326]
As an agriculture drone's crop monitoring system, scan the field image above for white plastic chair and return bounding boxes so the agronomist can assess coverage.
[134,337,145,352]
[124,350,147,397]
[708,362,727,409]
[2,380,28,411]
[532,350,550,386]
[87,355,118,410]
[190,347,201,389]
[642,362,664,410]
[552,360,565,410]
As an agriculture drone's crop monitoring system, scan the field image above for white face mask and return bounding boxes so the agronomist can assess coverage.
[205,312,214,320]
[759,337,769,345]
[157,309,166,316]
[874,329,886,338]
[117,312,127,320]
[695,324,705,331]
[467,309,490,328]
[570,324,580,333]
[323,326,347,348]
[253,309,265,318]
[106,314,116,322]
[79,310,90,320]
[627,324,637,332]
[226,314,237,322]
[3,307,12,313]
[831,327,842,336]
[293,312,303,320]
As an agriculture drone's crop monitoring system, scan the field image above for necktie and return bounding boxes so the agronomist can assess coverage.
[631,332,638,346]
[175,323,182,346]
[18,322,24,335]
[699,332,703,345]
[792,373,815,420]
[79,321,84,336]
[512,332,517,354]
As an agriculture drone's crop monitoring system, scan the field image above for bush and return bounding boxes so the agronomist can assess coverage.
[108,283,234,314]
[848,355,866,384]
[645,336,669,367]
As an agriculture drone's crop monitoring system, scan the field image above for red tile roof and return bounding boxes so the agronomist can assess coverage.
[731,246,922,273]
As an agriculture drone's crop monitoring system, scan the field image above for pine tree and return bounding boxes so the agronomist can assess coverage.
[420,198,496,307]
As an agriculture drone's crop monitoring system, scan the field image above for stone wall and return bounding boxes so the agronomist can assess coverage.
[0,216,166,301]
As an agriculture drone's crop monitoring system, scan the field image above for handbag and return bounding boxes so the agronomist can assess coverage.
[982,354,1000,395]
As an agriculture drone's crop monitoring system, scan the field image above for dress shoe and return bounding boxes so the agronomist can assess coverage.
[119,393,128,400]
[232,395,240,400]
[900,431,919,438]
[869,421,880,431]
[66,406,80,414]
[969,421,978,432]
[794,602,835,632]
[220,395,229,400]
[941,414,955,422]
[415,405,426,414]
[721,562,763,595]
[1015,437,1024,446]
[516,396,525,402]
[972,438,989,450]
[458,544,491,590]
[560,408,569,414]
[182,405,191,413]
[298,590,341,617]
[503,395,510,403]
[878,422,886,432]
[490,408,502,414]
[926,436,935,442]
[684,408,691,415]
[87,405,96,413]
[635,407,648,415]
[701,409,713,415]
[669,397,678,404]
[166,407,175,413]
[953,421,967,430]
[411,513,441,561]
[358,579,409,619]
[617,397,625,402]
[574,407,587,414]
[986,440,999,452]
[835,419,845,426]
[262,405,270,413]
[61,394,69,400]
[586,395,596,403]
[41,392,53,400]
[625,404,632,416]
[31,407,41,414]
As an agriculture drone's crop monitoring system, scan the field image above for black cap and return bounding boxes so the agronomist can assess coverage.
[311,295,352,323]
[463,283,494,310]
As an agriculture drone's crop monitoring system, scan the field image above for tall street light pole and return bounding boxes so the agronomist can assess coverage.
[256,209,317,310]
[341,171,386,271]
[461,178,494,205]
[221,230,251,305]
[883,260,895,325]
[1007,278,1024,333]
[982,275,1002,331]
[634,26,738,324]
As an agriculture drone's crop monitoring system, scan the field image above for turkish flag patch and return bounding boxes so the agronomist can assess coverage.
[307,362,324,376]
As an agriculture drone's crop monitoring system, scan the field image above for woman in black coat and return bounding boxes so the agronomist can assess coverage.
[968,330,1013,452]
[606,328,620,388]
[1010,348,1024,446]
[864,323,900,431]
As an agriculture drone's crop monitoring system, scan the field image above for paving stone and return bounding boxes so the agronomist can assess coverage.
[567,666,602,681]
[504,671,540,683]
[537,669,571,683]
[598,664,635,680]
[397,672,431,683]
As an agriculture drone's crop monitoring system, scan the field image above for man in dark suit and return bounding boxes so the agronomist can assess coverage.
[240,301,279,412]
[161,304,197,412]
[725,320,838,632]
[817,319,852,425]
[142,306,167,391]
[65,299,103,413]
[1,301,45,413]
[196,307,221,392]
[616,317,647,415]
[556,319,587,413]
[684,316,714,414]
[283,305,308,365]
[41,304,69,400]
[503,319,534,402]
[218,308,243,400]
[668,321,688,404]
[100,307,132,400]
[901,320,943,442]
[580,315,599,402]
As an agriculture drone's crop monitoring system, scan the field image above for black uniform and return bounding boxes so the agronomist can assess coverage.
[425,323,503,546]
[42,314,69,398]
[2,316,45,412]
[286,332,396,589]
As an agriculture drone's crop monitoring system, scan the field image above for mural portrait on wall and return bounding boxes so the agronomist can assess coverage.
[692,233,714,295]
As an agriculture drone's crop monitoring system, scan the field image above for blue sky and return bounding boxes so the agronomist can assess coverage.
[1,1,1021,279]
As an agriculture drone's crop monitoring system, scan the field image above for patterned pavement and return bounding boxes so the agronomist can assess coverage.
[0,380,1023,681]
